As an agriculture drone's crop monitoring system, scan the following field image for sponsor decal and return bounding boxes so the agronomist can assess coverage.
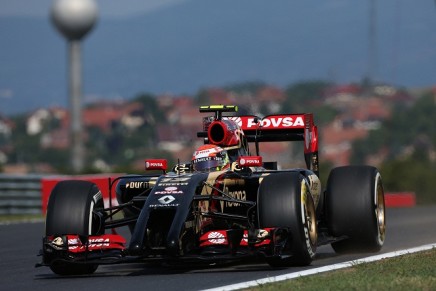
[51,237,64,250]
[165,186,178,191]
[224,115,306,129]
[154,191,183,194]
[243,116,305,129]
[154,189,183,194]
[194,147,220,157]
[242,229,269,243]
[199,229,272,247]
[68,237,79,248]
[52,236,63,246]
[307,174,321,206]
[160,176,191,183]
[208,231,226,244]
[158,176,192,186]
[238,156,262,167]
[194,157,213,163]
[173,164,191,174]
[158,182,188,186]
[225,190,246,207]
[147,162,162,167]
[148,203,180,208]
[158,195,176,204]
[300,184,316,258]
[65,235,126,252]
[126,181,149,189]
[226,117,243,127]
[145,159,167,170]
[150,195,180,207]
[92,191,102,204]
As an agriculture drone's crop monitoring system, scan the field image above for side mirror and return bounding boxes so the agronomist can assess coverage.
[145,159,167,173]
[237,156,262,168]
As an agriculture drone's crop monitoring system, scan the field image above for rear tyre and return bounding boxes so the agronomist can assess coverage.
[258,172,317,267]
[45,180,104,275]
[326,166,386,254]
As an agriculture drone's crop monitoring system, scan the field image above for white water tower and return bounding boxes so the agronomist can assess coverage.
[51,0,98,173]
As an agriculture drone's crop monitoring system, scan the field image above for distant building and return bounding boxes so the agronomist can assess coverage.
[0,114,13,137]
[256,86,286,114]
[321,93,392,166]
[321,120,368,166]
[83,101,145,132]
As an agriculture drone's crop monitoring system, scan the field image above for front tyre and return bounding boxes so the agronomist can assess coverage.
[258,172,317,267]
[326,166,386,254]
[45,180,104,275]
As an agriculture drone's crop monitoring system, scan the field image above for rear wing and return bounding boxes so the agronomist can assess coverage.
[197,105,319,174]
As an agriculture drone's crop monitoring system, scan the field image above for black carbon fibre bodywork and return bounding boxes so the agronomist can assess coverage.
[37,105,385,273]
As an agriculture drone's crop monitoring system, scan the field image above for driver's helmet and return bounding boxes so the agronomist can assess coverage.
[191,144,230,172]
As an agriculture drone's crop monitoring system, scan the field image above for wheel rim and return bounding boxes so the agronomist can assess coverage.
[375,174,386,245]
[302,184,317,247]
[88,200,95,235]
[305,196,317,246]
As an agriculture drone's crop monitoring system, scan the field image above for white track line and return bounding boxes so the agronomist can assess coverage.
[202,243,436,291]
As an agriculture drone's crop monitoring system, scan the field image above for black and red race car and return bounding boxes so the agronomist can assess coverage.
[36,105,386,275]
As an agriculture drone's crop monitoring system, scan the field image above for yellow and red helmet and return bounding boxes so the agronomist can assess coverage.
[191,144,230,172]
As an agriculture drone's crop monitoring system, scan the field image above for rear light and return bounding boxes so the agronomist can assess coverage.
[238,156,262,167]
[145,159,167,171]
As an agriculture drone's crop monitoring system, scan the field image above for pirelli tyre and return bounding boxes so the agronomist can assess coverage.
[258,172,317,267]
[45,180,104,275]
[326,166,386,254]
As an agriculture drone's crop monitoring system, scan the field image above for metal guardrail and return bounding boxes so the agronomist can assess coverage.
[0,174,43,215]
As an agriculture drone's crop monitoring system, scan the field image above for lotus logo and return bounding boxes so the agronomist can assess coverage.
[158,195,176,204]
[52,237,64,247]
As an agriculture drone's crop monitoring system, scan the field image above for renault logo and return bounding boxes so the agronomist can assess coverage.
[158,195,176,204]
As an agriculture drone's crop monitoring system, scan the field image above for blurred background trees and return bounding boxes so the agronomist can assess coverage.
[2,80,435,203]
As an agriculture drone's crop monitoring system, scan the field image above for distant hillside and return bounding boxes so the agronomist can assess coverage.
[1,0,436,114]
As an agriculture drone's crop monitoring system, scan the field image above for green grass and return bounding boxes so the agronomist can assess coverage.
[249,248,436,290]
[0,214,44,223]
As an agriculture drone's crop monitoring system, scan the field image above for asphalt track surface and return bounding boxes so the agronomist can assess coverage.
[1,205,436,291]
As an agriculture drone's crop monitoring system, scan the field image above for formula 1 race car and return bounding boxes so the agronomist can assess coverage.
[36,105,386,275]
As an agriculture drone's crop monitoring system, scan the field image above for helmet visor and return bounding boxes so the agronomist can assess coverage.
[192,157,225,172]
